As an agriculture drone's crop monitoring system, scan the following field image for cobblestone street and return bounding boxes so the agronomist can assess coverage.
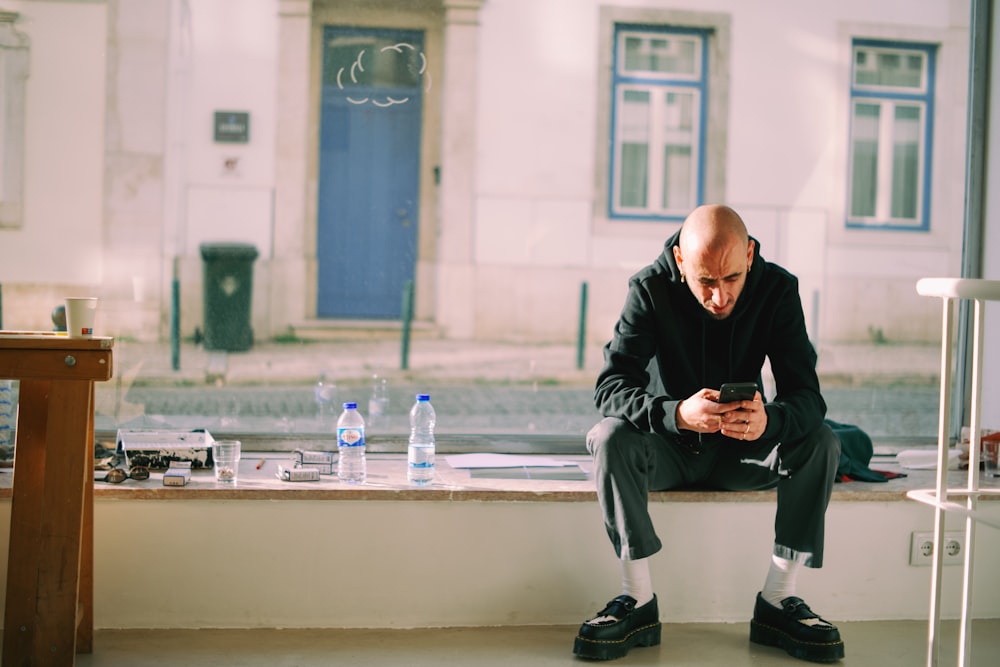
[101,360,938,441]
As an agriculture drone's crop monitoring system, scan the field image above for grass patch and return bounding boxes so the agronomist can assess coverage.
[271,332,318,345]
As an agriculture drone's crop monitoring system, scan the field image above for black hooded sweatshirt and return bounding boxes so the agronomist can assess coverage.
[594,229,826,450]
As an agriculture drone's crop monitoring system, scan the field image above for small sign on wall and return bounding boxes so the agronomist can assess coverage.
[214,111,250,143]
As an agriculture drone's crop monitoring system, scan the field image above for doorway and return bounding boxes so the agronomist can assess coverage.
[316,26,425,318]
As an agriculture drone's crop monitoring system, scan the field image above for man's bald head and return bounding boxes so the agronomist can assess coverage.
[678,204,749,259]
[673,204,755,320]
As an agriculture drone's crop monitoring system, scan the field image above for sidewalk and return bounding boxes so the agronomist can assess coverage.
[113,337,943,388]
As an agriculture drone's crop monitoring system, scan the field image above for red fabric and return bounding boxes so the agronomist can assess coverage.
[837,470,906,483]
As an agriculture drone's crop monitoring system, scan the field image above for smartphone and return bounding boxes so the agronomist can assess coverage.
[718,382,757,403]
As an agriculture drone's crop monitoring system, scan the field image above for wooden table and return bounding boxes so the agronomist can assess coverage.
[0,332,114,666]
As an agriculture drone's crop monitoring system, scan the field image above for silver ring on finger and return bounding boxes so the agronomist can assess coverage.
[745,422,750,434]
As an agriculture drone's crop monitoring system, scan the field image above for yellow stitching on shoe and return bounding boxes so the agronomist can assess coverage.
[752,620,844,647]
[575,622,661,646]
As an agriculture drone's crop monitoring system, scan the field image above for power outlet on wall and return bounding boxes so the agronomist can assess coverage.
[909,531,966,566]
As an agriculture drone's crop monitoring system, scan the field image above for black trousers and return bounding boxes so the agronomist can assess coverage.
[587,418,840,567]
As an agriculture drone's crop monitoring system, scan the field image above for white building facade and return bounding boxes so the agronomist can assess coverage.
[0,0,976,348]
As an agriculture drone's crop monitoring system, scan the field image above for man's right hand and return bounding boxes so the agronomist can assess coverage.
[675,388,728,433]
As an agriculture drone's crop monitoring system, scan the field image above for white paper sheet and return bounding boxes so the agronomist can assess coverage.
[445,453,578,469]
[896,448,961,470]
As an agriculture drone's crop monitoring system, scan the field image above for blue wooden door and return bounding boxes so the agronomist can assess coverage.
[316,27,424,318]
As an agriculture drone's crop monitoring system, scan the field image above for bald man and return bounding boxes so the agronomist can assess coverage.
[573,205,844,663]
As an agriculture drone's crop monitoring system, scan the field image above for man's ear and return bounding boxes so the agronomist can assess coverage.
[746,239,755,272]
[673,245,684,273]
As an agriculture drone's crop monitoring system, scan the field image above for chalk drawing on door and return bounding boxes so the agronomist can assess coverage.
[336,43,432,107]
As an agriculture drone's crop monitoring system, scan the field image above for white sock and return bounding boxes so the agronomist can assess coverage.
[761,553,801,607]
[621,556,654,607]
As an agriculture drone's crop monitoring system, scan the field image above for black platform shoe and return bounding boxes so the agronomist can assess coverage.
[573,595,661,661]
[749,593,845,663]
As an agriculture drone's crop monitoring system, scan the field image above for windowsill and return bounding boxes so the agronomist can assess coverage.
[3,452,994,503]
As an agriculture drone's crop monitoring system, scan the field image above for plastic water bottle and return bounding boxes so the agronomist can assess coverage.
[0,380,14,448]
[337,402,366,484]
[408,394,436,486]
[368,374,389,428]
[314,372,337,422]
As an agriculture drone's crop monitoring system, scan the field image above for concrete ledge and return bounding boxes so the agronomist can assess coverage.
[2,453,974,503]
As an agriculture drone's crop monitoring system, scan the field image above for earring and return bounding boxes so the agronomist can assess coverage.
[680,273,686,283]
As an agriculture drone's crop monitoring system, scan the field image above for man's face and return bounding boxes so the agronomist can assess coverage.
[675,240,754,320]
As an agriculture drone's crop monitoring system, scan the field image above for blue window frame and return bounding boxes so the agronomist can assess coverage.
[609,24,709,222]
[847,39,936,231]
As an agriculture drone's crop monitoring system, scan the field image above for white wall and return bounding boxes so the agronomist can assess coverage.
[0,0,980,347]
[0,1,106,284]
[1,496,997,628]
[464,0,970,344]
[177,0,278,259]
[100,0,171,340]
[167,0,280,342]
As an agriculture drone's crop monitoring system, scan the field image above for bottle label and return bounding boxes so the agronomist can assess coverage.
[409,446,435,467]
[338,427,365,447]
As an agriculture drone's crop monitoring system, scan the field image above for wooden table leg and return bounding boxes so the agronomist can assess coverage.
[2,379,93,666]
[3,379,51,664]
[76,384,95,654]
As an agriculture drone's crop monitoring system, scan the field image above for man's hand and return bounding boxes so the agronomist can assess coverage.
[676,388,767,441]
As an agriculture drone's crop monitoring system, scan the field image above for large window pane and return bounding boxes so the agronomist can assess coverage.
[661,91,695,210]
[662,145,692,210]
[850,103,880,218]
[891,104,922,220]
[618,89,651,208]
[5,5,969,470]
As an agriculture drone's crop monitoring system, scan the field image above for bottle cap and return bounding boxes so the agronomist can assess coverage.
[417,394,430,401]
[344,402,357,409]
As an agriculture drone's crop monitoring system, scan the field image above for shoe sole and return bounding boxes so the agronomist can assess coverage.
[750,618,845,663]
[573,622,661,661]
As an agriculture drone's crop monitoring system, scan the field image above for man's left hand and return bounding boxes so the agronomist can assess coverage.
[719,392,766,442]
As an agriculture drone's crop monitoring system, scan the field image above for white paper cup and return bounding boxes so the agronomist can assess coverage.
[65,297,98,338]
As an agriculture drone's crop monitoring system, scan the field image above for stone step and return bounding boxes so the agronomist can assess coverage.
[289,319,443,341]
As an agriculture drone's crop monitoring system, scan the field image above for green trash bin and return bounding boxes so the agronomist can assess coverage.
[199,242,258,352]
